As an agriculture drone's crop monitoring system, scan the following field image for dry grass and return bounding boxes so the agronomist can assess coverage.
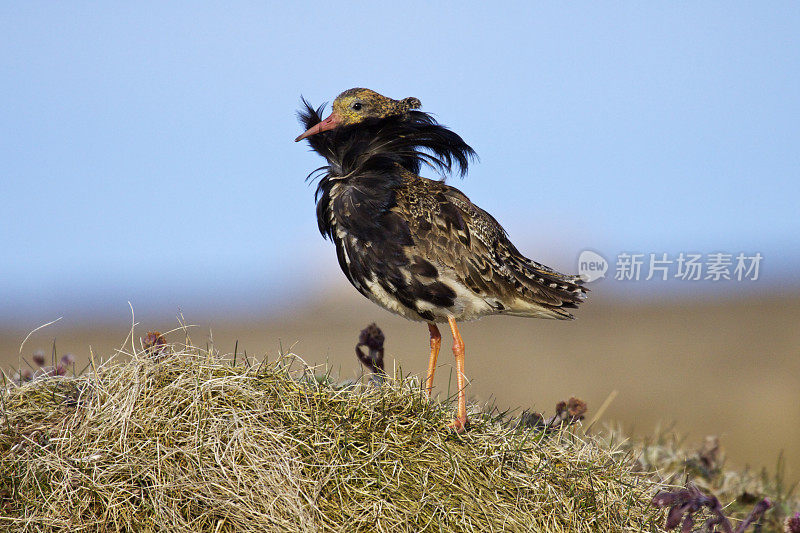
[0,337,665,532]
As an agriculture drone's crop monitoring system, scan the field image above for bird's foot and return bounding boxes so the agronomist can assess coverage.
[446,416,469,434]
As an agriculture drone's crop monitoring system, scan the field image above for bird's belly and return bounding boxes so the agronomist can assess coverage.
[360,278,429,321]
[331,224,495,322]
[361,271,496,323]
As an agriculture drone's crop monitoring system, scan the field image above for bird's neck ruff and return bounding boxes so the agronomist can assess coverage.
[298,99,476,240]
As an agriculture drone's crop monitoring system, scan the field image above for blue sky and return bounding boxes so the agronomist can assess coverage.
[2,3,798,323]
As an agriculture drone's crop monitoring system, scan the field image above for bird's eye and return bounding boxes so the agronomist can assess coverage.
[352,102,363,111]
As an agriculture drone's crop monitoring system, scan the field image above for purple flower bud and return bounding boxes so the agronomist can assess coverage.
[32,350,45,367]
[653,492,679,507]
[785,512,800,533]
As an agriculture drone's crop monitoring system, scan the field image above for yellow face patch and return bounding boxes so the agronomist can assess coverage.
[331,88,421,126]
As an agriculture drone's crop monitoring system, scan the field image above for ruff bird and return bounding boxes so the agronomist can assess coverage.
[295,88,587,432]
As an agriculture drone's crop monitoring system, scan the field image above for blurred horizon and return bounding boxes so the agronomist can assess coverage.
[2,260,797,328]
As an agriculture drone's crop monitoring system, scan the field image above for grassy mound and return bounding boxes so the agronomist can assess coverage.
[0,339,664,532]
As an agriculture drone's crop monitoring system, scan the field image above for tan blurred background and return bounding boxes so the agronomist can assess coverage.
[3,288,798,484]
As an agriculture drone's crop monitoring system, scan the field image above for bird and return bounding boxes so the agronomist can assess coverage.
[295,88,587,432]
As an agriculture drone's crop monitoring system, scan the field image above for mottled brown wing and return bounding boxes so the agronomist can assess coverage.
[396,177,586,318]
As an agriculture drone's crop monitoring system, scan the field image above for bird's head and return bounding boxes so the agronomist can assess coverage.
[295,88,421,142]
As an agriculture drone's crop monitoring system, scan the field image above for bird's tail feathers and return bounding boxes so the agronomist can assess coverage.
[507,258,588,320]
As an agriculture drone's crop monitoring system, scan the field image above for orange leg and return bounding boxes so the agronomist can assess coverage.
[446,317,469,432]
[425,323,441,398]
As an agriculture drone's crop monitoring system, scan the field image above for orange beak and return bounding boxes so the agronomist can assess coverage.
[295,112,342,142]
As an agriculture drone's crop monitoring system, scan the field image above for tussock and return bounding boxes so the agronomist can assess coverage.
[0,339,663,532]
